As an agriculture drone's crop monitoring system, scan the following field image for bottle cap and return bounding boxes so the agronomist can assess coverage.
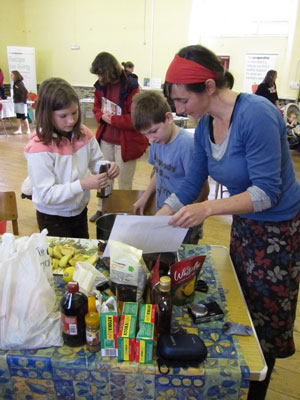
[88,295,97,312]
[160,276,171,292]
[67,281,79,293]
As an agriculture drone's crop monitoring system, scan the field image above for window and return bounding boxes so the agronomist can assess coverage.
[189,0,298,43]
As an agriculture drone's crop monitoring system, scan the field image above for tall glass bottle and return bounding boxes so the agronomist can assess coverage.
[156,276,172,337]
[85,295,100,352]
[61,281,88,347]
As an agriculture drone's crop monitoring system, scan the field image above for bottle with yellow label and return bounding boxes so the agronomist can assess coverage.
[85,295,100,352]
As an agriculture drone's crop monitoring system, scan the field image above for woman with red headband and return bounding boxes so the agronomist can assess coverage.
[158,45,300,400]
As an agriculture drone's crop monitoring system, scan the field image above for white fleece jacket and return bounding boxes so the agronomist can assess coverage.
[24,125,107,217]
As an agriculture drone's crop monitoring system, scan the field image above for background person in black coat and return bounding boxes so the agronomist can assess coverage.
[255,70,281,111]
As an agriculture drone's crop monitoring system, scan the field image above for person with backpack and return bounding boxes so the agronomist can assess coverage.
[121,61,138,80]
[89,52,148,222]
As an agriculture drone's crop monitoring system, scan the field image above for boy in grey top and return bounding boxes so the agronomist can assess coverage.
[131,90,209,244]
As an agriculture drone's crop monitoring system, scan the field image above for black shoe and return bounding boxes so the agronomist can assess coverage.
[89,211,103,222]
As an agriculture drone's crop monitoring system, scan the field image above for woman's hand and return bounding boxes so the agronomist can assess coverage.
[169,203,208,228]
[101,112,113,124]
[169,192,254,228]
[107,162,119,179]
[155,204,174,216]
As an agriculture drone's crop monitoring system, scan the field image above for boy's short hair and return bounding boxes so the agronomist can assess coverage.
[131,90,171,132]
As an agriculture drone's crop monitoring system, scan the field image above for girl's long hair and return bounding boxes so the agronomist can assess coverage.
[263,70,277,87]
[35,78,83,146]
[90,52,122,85]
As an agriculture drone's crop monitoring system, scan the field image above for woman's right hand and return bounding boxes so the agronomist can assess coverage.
[169,202,208,228]
[155,204,174,216]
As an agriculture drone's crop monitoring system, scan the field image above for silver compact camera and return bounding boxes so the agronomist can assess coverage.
[188,301,224,323]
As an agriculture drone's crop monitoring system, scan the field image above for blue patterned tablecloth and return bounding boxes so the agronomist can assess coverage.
[0,244,250,400]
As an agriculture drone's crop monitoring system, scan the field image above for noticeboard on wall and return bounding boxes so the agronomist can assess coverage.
[6,46,37,94]
[243,53,278,93]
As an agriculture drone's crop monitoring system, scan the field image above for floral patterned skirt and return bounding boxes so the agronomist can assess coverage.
[230,211,300,358]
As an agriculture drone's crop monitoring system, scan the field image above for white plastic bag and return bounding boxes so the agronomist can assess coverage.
[0,231,63,349]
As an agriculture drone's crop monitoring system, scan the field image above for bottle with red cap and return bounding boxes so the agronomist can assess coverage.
[60,281,88,347]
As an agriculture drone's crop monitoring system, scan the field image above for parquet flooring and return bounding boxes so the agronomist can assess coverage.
[0,118,299,399]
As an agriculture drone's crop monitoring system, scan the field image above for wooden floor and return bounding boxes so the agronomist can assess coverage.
[1,118,300,399]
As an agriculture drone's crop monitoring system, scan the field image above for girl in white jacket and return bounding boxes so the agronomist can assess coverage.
[24,77,119,238]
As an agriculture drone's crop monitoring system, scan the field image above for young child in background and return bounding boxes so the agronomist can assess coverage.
[11,70,31,135]
[286,111,300,151]
[131,90,209,244]
[24,77,119,238]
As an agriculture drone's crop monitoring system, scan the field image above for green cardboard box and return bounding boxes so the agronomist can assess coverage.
[117,302,138,361]
[139,303,156,324]
[135,321,154,363]
[100,296,118,357]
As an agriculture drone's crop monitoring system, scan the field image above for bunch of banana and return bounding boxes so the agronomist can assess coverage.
[48,245,98,269]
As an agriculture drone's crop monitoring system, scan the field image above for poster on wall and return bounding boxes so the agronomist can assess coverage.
[243,53,278,93]
[6,46,37,94]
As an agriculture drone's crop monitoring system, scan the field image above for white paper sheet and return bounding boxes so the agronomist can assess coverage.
[102,215,188,257]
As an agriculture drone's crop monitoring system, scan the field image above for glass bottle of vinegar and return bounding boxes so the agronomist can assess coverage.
[61,281,88,347]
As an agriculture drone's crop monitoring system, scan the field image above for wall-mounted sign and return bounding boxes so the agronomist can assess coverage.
[7,46,37,94]
[243,53,278,93]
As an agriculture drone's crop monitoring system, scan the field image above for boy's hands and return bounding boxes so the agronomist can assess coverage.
[133,195,148,215]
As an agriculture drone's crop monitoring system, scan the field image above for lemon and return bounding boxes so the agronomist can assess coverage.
[63,266,75,283]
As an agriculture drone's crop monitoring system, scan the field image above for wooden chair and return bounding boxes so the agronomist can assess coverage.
[102,189,156,215]
[0,191,19,235]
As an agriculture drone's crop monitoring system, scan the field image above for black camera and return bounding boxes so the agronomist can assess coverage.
[188,301,224,323]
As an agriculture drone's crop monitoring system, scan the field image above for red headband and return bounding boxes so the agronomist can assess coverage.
[165,54,217,84]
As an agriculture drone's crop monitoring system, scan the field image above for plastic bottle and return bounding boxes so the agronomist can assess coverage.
[85,295,100,352]
[97,162,112,198]
[156,276,172,337]
[60,281,88,347]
